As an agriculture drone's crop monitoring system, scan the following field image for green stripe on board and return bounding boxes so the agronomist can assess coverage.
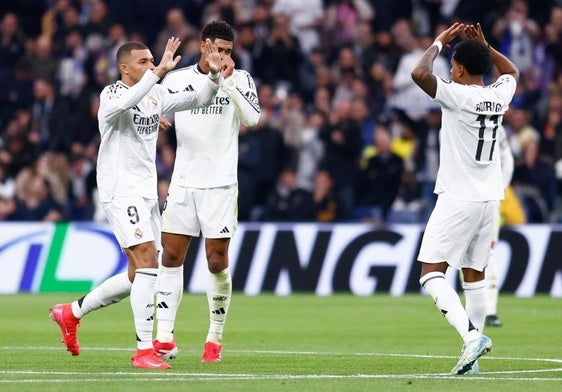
[39,222,92,292]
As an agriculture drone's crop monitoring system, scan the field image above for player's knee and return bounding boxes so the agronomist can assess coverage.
[207,257,227,274]
[162,244,185,267]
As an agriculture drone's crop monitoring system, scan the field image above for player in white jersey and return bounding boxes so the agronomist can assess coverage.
[411,22,519,374]
[153,21,260,363]
[50,37,223,369]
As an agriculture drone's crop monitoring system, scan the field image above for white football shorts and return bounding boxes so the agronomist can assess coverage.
[102,196,161,250]
[418,196,499,271]
[162,183,238,238]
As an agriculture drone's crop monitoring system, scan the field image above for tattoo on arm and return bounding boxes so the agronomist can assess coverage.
[411,46,439,98]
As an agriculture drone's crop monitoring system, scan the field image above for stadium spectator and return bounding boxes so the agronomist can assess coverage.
[11,173,64,221]
[0,12,26,73]
[318,99,363,220]
[0,59,34,129]
[389,20,449,124]
[153,8,197,59]
[262,167,314,221]
[24,35,58,83]
[491,0,540,74]
[412,22,519,374]
[271,0,323,54]
[312,169,342,222]
[238,123,263,221]
[356,124,404,221]
[512,139,557,222]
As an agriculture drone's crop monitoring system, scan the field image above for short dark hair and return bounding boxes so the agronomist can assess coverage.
[452,40,492,76]
[201,20,234,42]
[116,41,149,65]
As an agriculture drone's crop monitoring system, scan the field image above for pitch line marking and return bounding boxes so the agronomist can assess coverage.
[3,346,561,364]
[1,370,562,383]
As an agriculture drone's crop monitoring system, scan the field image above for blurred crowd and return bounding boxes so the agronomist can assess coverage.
[1,0,561,224]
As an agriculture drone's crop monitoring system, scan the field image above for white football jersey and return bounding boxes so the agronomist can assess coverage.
[433,74,517,201]
[162,65,261,188]
[97,70,219,202]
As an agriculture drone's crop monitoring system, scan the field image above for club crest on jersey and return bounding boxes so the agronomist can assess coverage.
[147,95,157,106]
[134,228,143,239]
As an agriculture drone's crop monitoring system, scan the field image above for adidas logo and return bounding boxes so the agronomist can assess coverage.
[219,227,230,234]
[212,307,226,315]
[156,302,169,309]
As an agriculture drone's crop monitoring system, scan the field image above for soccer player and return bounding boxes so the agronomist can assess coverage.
[50,36,223,369]
[411,22,519,374]
[153,20,260,362]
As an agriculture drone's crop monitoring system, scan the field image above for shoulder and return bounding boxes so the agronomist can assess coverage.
[100,81,127,99]
[162,65,197,86]
[488,74,517,88]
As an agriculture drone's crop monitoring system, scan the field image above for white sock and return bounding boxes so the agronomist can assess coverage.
[72,272,132,319]
[420,271,480,344]
[155,265,183,343]
[463,280,486,333]
[206,268,232,344]
[130,268,158,350]
[485,251,499,316]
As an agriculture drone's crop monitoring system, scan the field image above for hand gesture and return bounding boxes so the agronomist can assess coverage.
[434,21,465,49]
[204,39,221,74]
[464,23,489,47]
[155,37,182,77]
[221,55,235,79]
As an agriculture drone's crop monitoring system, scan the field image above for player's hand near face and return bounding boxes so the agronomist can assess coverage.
[221,55,235,79]
[154,37,182,78]
[205,39,221,75]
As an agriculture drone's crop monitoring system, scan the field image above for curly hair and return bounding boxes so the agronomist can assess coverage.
[452,40,492,76]
[201,20,234,42]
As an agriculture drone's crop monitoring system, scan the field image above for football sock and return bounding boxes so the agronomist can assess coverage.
[485,250,499,316]
[463,279,486,333]
[72,272,132,319]
[206,268,231,344]
[130,268,158,350]
[155,265,183,343]
[420,271,479,344]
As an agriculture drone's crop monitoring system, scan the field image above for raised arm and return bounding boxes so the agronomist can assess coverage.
[411,22,465,98]
[464,23,520,82]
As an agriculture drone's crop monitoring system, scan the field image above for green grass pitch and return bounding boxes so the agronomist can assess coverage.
[1,293,560,391]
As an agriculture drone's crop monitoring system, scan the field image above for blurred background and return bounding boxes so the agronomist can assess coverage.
[1,0,561,225]
[2,0,562,296]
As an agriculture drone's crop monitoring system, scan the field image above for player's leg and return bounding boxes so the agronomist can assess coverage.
[154,232,192,358]
[484,244,502,326]
[418,197,491,374]
[198,185,237,362]
[202,237,231,362]
[50,272,132,356]
[106,197,169,368]
[154,183,199,358]
[126,240,170,369]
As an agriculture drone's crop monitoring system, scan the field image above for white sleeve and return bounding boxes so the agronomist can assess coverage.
[99,70,159,123]
[221,71,261,127]
[434,77,465,110]
[159,77,219,114]
[490,74,517,106]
